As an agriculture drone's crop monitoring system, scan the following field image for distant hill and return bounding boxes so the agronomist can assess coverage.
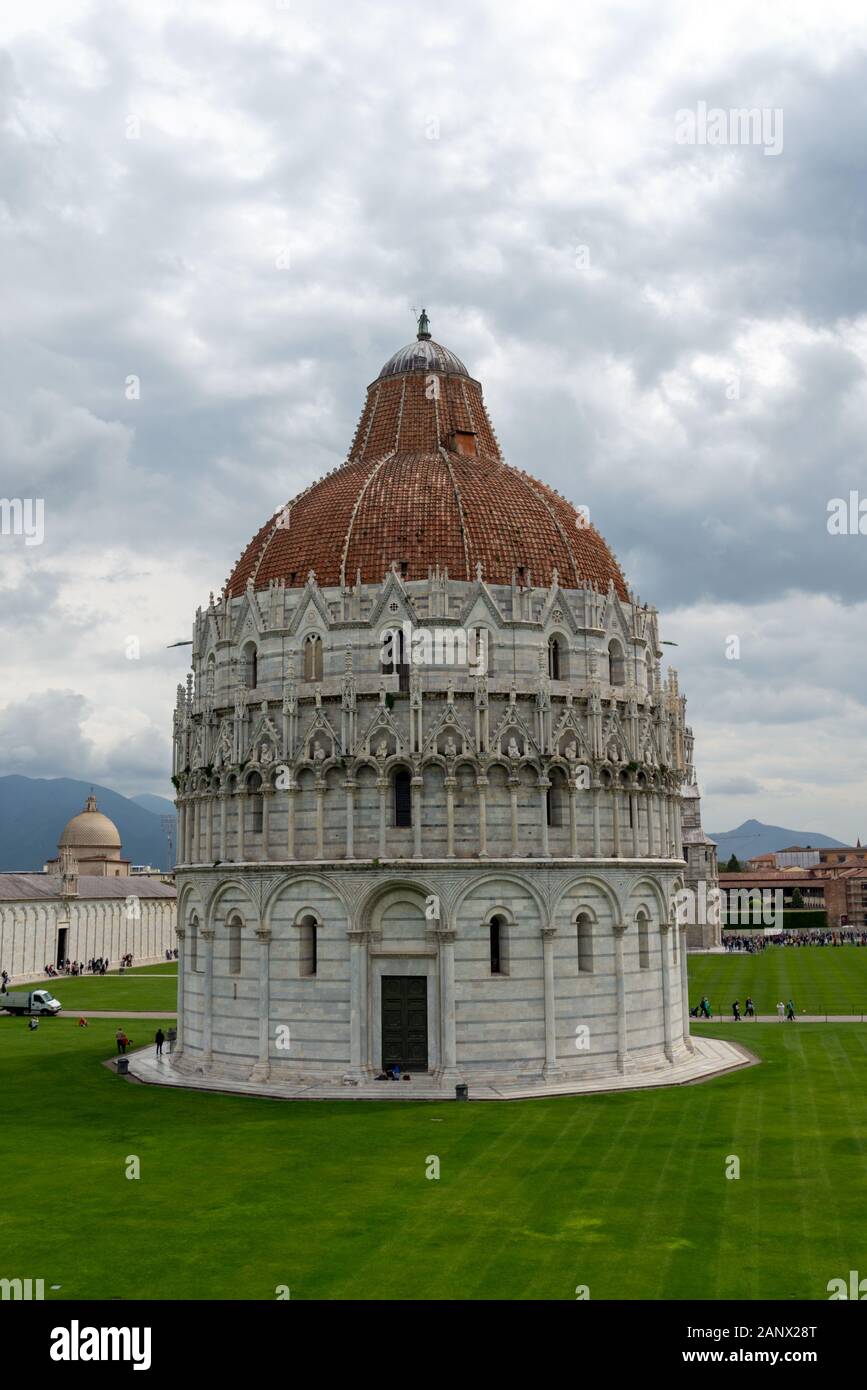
[0,776,173,872]
[131,793,177,819]
[709,818,847,864]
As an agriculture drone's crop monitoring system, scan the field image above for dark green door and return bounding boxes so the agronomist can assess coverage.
[381,976,428,1070]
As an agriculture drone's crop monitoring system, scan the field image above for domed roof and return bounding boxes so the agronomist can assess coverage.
[59,795,122,850]
[378,337,469,380]
[226,317,628,600]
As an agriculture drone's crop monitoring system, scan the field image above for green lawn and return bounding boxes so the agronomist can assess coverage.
[1,1015,866,1300]
[31,975,178,1013]
[688,945,867,1016]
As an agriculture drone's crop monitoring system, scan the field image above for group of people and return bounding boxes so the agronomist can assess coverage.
[730,998,796,1020]
[164,948,179,961]
[115,1026,176,1056]
[692,995,797,1020]
[725,929,867,951]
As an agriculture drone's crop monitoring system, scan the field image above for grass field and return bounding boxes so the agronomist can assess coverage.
[35,975,179,1013]
[1,1014,866,1300]
[688,946,867,1016]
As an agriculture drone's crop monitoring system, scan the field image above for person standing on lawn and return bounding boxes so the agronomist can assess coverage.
[155,1028,165,1057]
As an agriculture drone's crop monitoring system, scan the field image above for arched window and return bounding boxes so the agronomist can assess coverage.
[471,627,493,675]
[228,914,242,975]
[489,914,506,975]
[299,913,318,977]
[190,913,199,973]
[547,773,565,827]
[548,636,561,680]
[577,912,594,973]
[247,771,263,835]
[608,639,625,687]
[381,626,409,692]
[637,911,650,969]
[303,634,323,682]
[393,768,412,827]
[243,642,258,690]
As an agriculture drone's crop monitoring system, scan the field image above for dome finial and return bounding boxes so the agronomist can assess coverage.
[417,307,431,341]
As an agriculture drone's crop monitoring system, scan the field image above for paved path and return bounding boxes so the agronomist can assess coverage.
[58,1009,177,1019]
[694,1014,867,1023]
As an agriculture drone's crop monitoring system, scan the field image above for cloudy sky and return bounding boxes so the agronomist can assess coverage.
[1,0,866,841]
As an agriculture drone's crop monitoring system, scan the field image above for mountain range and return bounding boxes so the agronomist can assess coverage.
[0,776,176,872]
[708,818,847,864]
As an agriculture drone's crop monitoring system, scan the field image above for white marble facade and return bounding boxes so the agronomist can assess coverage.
[171,571,700,1090]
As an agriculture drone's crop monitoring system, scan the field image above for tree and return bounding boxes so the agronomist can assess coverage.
[725,854,742,873]
[791,888,804,910]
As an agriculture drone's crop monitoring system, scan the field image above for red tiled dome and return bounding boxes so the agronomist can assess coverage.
[226,329,628,600]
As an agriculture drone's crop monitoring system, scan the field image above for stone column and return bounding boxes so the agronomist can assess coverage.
[477,778,488,857]
[286,783,297,859]
[176,803,186,865]
[592,785,601,856]
[539,783,550,857]
[206,795,214,862]
[630,792,640,857]
[347,928,370,1080]
[647,793,656,857]
[613,921,630,1073]
[174,925,186,1060]
[377,777,388,857]
[445,777,456,858]
[236,793,245,862]
[674,799,683,858]
[249,927,272,1082]
[315,782,325,859]
[437,928,459,1081]
[344,780,356,859]
[679,924,694,1052]
[612,790,621,857]
[412,776,423,858]
[509,778,520,856]
[201,926,215,1066]
[219,793,228,861]
[262,790,272,862]
[541,925,559,1077]
[660,922,674,1062]
[569,785,578,857]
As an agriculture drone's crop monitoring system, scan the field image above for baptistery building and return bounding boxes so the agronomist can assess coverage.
[168,315,729,1097]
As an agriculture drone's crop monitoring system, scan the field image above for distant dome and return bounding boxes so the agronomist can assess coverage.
[59,795,122,851]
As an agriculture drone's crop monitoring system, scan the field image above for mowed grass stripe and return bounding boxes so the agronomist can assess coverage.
[3,1016,867,1299]
[688,946,867,1016]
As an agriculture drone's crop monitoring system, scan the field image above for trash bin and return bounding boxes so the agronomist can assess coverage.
[116,1057,130,1076]
[455,1083,468,1101]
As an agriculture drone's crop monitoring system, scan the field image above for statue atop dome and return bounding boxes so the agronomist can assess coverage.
[416,307,431,340]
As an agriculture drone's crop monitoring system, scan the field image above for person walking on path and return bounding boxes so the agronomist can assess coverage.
[745,997,755,1018]
[732,1000,741,1021]
[116,1028,126,1055]
[786,999,797,1021]
[155,1028,165,1057]
[701,996,712,1019]
[167,1025,177,1054]
[776,1000,786,1021]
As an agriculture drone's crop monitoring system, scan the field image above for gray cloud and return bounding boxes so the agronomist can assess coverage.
[1,0,866,831]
